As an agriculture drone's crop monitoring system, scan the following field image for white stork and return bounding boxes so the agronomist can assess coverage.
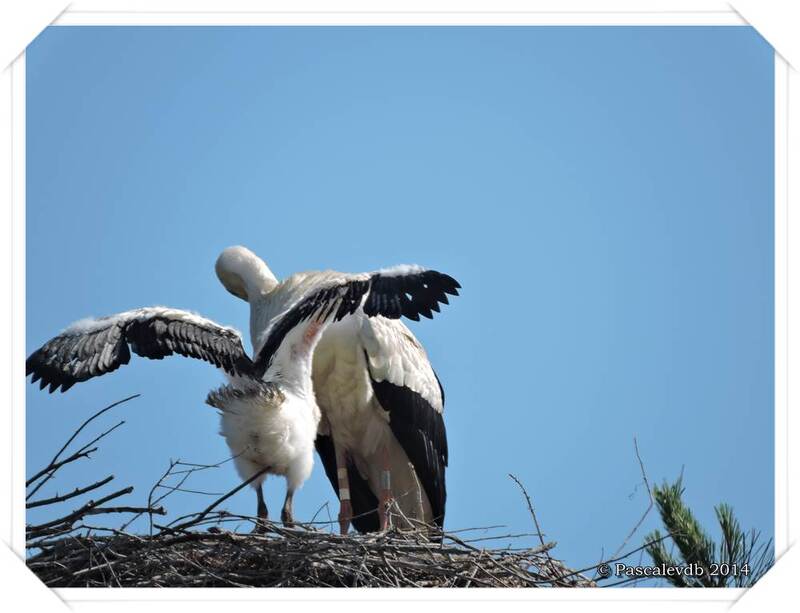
[215,247,456,533]
[26,259,459,529]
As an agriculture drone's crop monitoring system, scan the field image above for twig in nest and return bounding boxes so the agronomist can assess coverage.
[24,394,612,588]
[26,394,139,499]
[26,396,165,546]
[29,518,600,588]
[508,473,561,581]
[607,437,654,561]
[27,475,116,509]
[27,486,167,539]
[158,466,269,536]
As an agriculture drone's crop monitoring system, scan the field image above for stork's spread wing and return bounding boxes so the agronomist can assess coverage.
[360,318,448,529]
[253,266,460,377]
[26,307,254,393]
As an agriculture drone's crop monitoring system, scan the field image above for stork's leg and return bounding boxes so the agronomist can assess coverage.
[378,444,393,531]
[254,484,268,534]
[335,444,352,535]
[281,489,295,528]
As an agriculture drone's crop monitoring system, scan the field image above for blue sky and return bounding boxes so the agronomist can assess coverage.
[26,26,774,578]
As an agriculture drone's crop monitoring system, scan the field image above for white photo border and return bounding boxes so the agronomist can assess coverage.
[4,2,792,609]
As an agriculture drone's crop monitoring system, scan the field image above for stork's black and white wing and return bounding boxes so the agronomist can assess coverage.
[26,307,254,393]
[251,266,456,530]
[360,318,448,528]
[252,266,460,377]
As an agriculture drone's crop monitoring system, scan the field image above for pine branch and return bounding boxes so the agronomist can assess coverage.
[645,477,773,587]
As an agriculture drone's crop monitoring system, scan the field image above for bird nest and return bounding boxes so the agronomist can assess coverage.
[26,396,604,588]
[27,520,596,588]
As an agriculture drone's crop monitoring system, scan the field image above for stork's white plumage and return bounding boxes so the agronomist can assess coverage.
[216,247,453,533]
[27,252,459,529]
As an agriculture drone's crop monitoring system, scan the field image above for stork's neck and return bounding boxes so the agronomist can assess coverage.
[262,320,325,400]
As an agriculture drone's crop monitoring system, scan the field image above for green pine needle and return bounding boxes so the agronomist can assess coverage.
[643,477,772,588]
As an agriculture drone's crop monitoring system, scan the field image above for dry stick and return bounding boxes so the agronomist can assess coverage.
[134,458,184,535]
[156,486,225,497]
[444,524,508,534]
[171,548,249,588]
[72,554,127,579]
[82,505,166,517]
[28,417,601,589]
[152,459,238,505]
[27,475,115,509]
[168,456,240,474]
[129,453,244,535]
[139,459,182,536]
[309,501,330,526]
[27,486,164,537]
[461,532,551,545]
[596,437,654,582]
[158,466,270,536]
[29,524,589,588]
[96,545,122,588]
[53,394,139,466]
[73,420,126,458]
[508,473,561,581]
[26,394,139,488]
[543,531,676,586]
[26,447,98,490]
[27,419,127,500]
[29,487,134,532]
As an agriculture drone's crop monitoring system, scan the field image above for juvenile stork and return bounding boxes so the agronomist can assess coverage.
[216,247,457,533]
[26,260,459,528]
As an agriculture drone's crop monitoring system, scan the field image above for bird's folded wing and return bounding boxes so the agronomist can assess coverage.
[359,317,444,412]
[360,317,448,528]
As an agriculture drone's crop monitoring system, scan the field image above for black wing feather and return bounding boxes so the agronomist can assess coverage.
[363,270,460,322]
[253,269,459,377]
[315,434,380,533]
[26,311,254,393]
[368,370,448,529]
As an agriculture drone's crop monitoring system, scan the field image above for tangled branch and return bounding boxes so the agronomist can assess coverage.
[26,396,669,588]
[25,395,165,544]
[28,518,598,588]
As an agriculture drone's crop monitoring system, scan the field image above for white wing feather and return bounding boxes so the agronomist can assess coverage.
[359,317,444,414]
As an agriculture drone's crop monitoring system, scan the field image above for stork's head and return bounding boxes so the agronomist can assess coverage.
[215,246,279,302]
